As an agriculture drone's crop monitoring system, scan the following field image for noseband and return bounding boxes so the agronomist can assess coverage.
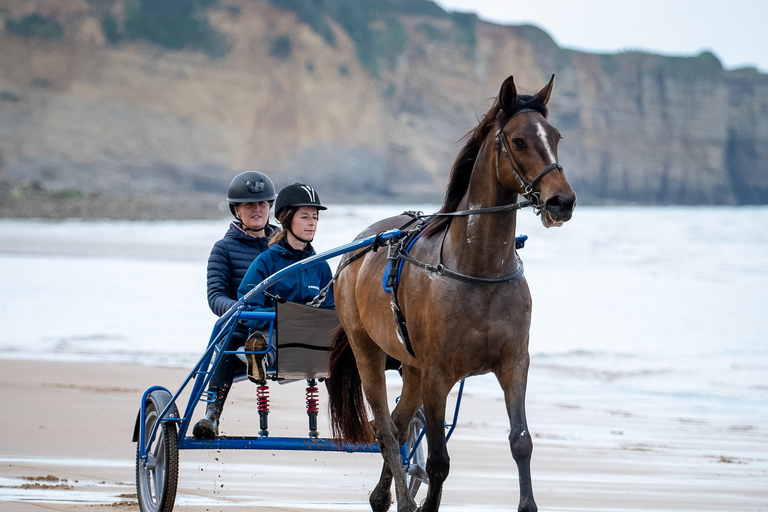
[495,108,563,213]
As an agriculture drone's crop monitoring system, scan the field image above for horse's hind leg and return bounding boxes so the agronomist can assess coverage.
[351,340,418,512]
[495,349,537,512]
[370,365,423,510]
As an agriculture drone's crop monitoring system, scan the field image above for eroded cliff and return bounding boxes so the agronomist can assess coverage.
[0,0,766,217]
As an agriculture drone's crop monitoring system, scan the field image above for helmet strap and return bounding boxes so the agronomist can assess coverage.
[288,227,313,245]
[243,226,265,236]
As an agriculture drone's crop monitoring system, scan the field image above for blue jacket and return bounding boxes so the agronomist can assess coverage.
[237,239,335,331]
[206,222,278,317]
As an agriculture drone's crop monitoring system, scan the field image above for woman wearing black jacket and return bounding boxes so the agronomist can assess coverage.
[193,171,278,439]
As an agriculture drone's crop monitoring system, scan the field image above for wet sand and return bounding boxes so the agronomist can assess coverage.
[1,360,766,511]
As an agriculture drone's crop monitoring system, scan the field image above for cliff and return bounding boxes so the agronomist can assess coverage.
[0,0,766,218]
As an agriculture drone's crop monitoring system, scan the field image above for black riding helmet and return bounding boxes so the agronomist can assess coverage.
[274,183,327,219]
[227,171,277,217]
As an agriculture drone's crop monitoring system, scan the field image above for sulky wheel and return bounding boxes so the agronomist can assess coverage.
[136,395,179,512]
[405,407,428,499]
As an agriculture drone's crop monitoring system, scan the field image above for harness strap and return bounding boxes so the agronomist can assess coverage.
[398,249,524,284]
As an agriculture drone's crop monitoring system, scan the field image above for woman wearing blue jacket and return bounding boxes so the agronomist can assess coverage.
[237,183,334,384]
[193,171,278,440]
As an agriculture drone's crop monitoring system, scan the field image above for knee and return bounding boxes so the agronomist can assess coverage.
[509,428,533,461]
[372,421,398,450]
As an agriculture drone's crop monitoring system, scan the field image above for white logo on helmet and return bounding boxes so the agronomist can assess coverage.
[300,185,317,203]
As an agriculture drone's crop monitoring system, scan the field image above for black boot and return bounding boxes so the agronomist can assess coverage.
[192,385,229,439]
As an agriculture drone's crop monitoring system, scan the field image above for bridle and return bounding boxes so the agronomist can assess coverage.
[494,108,563,214]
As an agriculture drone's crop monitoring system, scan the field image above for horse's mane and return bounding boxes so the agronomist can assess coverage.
[422,94,548,238]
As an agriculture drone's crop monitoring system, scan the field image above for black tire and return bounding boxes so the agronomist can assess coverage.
[405,407,428,499]
[136,398,179,512]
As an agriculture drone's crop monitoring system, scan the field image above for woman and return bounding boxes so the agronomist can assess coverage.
[237,182,334,384]
[193,171,278,440]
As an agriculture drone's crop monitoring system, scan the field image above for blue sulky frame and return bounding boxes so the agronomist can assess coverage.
[134,227,466,509]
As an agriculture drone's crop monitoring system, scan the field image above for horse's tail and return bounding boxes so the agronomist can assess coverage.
[326,324,375,445]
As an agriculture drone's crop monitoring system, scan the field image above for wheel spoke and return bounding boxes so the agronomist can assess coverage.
[152,469,161,502]
[406,408,429,499]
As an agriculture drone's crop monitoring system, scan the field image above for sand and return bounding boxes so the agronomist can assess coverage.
[0,360,765,512]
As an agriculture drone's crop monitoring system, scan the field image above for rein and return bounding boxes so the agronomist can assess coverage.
[397,233,525,284]
[430,200,534,216]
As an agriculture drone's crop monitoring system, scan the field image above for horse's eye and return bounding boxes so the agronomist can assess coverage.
[511,138,526,149]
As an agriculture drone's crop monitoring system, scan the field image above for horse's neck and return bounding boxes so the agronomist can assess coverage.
[442,139,520,277]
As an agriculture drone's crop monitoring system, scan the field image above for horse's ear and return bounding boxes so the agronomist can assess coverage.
[498,75,517,112]
[534,74,555,106]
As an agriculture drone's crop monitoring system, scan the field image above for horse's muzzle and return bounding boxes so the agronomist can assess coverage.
[544,192,576,223]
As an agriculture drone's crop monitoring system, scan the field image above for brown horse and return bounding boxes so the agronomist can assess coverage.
[327,75,576,512]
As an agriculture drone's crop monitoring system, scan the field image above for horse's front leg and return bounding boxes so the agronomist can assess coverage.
[417,371,452,512]
[370,365,423,511]
[495,349,537,512]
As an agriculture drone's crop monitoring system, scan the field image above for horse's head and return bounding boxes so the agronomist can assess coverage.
[495,75,576,228]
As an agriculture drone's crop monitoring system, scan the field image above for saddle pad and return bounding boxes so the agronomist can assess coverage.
[275,300,339,379]
[383,231,424,294]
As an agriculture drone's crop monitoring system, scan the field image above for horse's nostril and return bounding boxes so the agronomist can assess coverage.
[546,194,576,213]
[547,197,563,209]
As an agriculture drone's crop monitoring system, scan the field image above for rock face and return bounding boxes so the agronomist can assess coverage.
[0,0,766,211]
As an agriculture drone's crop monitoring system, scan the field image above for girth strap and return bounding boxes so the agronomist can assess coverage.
[385,218,432,358]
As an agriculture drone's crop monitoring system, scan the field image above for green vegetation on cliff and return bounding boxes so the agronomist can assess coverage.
[659,50,723,79]
[5,13,63,41]
[268,0,475,73]
[123,0,230,57]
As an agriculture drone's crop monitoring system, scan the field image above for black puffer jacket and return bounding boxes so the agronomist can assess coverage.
[207,221,278,317]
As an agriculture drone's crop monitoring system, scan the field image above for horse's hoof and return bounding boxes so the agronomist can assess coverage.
[369,488,392,512]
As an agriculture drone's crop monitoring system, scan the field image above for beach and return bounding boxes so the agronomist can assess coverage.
[1,359,765,511]
[1,206,767,511]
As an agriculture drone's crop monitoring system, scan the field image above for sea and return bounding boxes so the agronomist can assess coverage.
[1,205,766,459]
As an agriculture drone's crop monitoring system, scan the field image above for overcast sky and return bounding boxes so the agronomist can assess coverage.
[433,0,767,72]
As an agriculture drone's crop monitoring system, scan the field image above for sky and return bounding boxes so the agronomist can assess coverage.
[433,0,768,72]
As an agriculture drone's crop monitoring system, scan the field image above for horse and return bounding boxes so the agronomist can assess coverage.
[326,74,576,512]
